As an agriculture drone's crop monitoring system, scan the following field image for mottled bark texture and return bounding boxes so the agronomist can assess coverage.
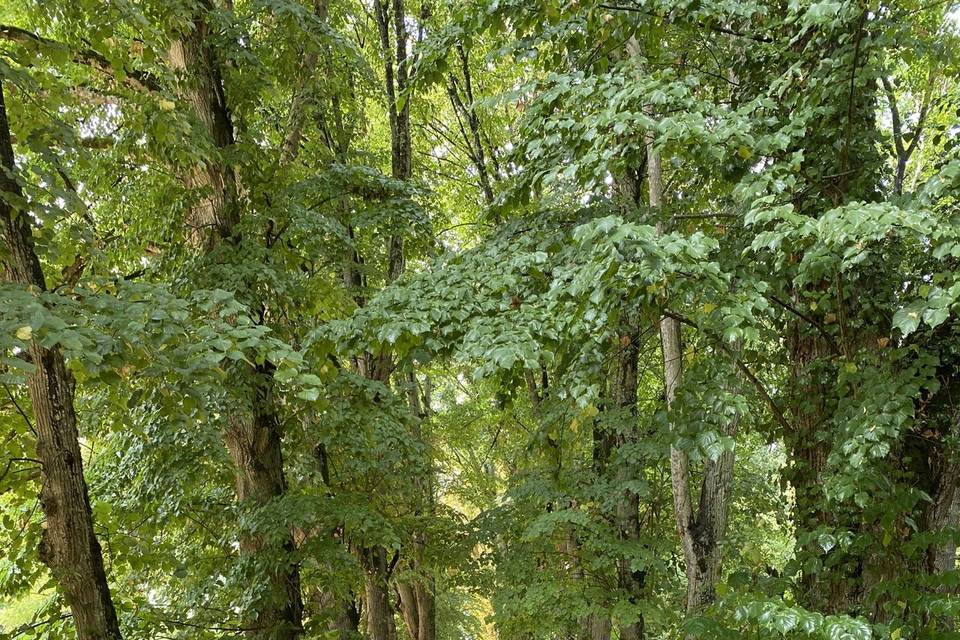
[0,82,122,640]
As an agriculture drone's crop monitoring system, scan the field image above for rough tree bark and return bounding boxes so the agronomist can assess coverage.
[917,370,960,585]
[397,374,437,640]
[0,82,123,640]
[363,546,398,640]
[785,327,859,614]
[167,19,238,249]
[168,10,303,638]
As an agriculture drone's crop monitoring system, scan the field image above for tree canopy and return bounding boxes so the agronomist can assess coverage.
[0,1,959,639]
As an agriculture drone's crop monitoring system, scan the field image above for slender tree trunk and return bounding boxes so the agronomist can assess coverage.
[363,546,398,640]
[169,12,303,637]
[0,82,122,640]
[447,44,495,206]
[367,4,430,639]
[613,321,644,640]
[650,135,737,627]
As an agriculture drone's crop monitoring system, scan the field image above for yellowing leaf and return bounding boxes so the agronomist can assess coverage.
[737,145,753,159]
[15,326,32,341]
[702,303,717,314]
[159,99,176,111]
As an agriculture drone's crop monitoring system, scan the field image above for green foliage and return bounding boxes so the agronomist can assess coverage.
[1,0,959,639]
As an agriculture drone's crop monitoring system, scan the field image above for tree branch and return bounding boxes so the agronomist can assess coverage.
[662,310,794,435]
[0,24,160,93]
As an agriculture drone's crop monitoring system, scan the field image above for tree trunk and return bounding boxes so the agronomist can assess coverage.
[613,322,644,640]
[0,82,123,640]
[926,460,960,577]
[167,17,238,249]
[397,579,420,640]
[363,547,399,640]
[786,328,862,614]
[412,578,435,640]
[919,371,960,583]
[580,614,611,640]
[685,437,736,613]
[650,135,737,627]
[169,11,303,637]
[224,366,304,638]
[363,5,422,639]
[447,44,495,206]
[315,589,361,639]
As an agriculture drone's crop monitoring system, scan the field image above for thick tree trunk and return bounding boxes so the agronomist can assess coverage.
[0,82,122,640]
[167,19,238,249]
[413,578,435,640]
[927,461,960,576]
[786,329,862,614]
[919,371,960,582]
[315,589,361,639]
[580,614,611,640]
[685,440,736,613]
[169,11,303,637]
[224,366,304,638]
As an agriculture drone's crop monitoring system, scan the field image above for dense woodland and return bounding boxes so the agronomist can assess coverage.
[0,0,959,639]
